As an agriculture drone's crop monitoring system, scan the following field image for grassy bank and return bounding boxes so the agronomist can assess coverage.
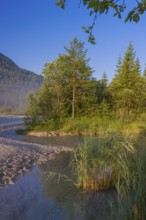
[62,116,146,135]
[25,114,146,136]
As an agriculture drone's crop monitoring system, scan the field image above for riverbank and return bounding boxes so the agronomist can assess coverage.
[27,129,146,138]
[25,115,146,137]
[28,131,74,137]
[0,136,72,188]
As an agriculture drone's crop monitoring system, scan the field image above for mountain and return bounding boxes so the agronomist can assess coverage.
[0,53,43,114]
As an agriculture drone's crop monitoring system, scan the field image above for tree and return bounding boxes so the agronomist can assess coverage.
[38,38,94,119]
[143,64,146,77]
[95,72,109,104]
[109,42,146,118]
[42,55,72,119]
[115,55,122,76]
[64,37,93,118]
[56,0,146,43]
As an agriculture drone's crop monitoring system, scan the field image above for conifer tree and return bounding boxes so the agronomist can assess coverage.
[64,37,93,118]
[143,65,146,78]
[115,55,122,76]
[109,43,145,118]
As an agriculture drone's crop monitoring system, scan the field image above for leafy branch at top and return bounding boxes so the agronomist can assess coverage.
[55,0,146,44]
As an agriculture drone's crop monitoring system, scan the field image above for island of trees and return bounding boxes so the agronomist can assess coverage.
[26,37,146,135]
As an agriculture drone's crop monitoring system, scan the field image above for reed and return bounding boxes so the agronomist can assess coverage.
[72,132,146,218]
[114,148,146,220]
[72,132,135,191]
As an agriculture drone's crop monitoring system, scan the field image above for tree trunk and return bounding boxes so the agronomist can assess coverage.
[72,86,75,118]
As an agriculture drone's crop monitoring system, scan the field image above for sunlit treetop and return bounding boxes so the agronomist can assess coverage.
[56,0,146,44]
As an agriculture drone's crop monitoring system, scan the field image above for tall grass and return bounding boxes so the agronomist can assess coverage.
[72,132,146,219]
[62,116,122,135]
[72,132,135,191]
[62,116,146,136]
[115,149,146,220]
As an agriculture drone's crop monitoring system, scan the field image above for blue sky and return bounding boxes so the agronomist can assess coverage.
[0,0,146,81]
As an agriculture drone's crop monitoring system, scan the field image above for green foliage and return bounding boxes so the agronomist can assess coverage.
[61,115,146,136]
[26,41,146,135]
[64,37,94,118]
[26,37,97,128]
[109,42,146,119]
[55,1,146,43]
[62,115,124,136]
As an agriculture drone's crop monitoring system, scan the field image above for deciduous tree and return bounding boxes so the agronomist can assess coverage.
[56,1,146,43]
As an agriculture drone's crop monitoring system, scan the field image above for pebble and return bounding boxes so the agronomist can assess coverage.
[0,136,72,188]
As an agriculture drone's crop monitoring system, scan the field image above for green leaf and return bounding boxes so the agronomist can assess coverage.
[82,26,87,31]
[82,26,89,33]
[133,13,140,23]
[125,10,135,22]
[88,0,98,9]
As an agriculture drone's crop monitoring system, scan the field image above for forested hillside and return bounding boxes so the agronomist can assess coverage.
[0,53,43,114]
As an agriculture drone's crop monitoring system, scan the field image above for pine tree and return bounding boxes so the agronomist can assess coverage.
[64,37,93,118]
[96,72,108,104]
[134,58,141,76]
[109,43,145,119]
[143,64,146,78]
[101,72,108,88]
[115,55,122,76]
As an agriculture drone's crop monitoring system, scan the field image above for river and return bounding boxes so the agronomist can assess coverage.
[0,116,115,220]
[0,116,23,125]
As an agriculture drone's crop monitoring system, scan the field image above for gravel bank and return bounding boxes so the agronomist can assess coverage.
[0,136,72,188]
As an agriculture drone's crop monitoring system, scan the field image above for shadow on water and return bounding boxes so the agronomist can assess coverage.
[0,152,117,220]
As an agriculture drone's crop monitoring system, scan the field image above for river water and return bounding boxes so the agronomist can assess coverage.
[0,116,115,220]
[0,116,23,125]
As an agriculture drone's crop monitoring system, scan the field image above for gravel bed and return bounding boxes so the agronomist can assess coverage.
[0,137,72,187]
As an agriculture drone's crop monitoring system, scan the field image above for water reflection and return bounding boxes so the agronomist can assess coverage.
[40,152,85,220]
[0,151,116,220]
[39,152,117,220]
